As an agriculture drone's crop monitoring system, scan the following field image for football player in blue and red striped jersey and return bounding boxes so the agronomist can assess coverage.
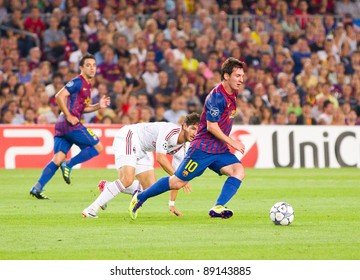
[129,57,246,219]
[30,54,110,199]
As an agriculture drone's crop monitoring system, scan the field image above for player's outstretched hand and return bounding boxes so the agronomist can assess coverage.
[169,206,183,216]
[232,140,245,154]
[66,114,79,126]
[99,96,111,108]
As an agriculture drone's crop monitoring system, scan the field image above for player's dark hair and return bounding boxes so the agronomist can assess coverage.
[220,57,246,81]
[79,54,96,67]
[183,112,200,126]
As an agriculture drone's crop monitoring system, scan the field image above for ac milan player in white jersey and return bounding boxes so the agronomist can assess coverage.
[82,112,200,218]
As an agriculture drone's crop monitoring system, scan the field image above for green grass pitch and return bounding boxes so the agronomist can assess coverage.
[0,168,359,260]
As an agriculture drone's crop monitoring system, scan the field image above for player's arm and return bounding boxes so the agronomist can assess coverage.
[206,91,245,154]
[155,152,175,176]
[55,87,79,125]
[83,95,111,113]
[155,152,183,216]
[207,121,245,154]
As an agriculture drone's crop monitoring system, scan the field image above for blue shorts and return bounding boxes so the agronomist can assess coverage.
[54,126,99,155]
[174,147,240,181]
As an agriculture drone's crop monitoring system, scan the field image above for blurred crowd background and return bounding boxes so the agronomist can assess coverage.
[1,0,360,126]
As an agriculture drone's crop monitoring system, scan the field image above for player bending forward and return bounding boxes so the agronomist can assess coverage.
[129,57,246,219]
[82,112,200,218]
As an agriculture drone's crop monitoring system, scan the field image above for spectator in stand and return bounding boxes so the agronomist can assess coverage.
[101,5,115,26]
[316,81,339,109]
[164,95,188,124]
[129,33,148,65]
[296,101,317,125]
[335,0,360,17]
[159,48,177,86]
[17,58,31,84]
[182,43,199,82]
[338,84,357,108]
[331,107,346,125]
[317,99,334,125]
[80,0,101,21]
[193,35,211,63]
[113,33,131,63]
[292,36,311,76]
[287,111,298,125]
[345,109,359,125]
[63,15,82,37]
[69,38,89,73]
[96,46,122,87]
[43,16,67,64]
[45,73,64,98]
[24,69,43,96]
[4,100,24,124]
[152,71,173,108]
[85,11,99,46]
[139,105,153,123]
[24,107,37,125]
[0,82,9,101]
[124,59,145,95]
[23,6,46,41]
[122,14,142,45]
[27,47,42,71]
[0,109,14,124]
[172,36,187,61]
[141,60,159,97]
[150,104,167,122]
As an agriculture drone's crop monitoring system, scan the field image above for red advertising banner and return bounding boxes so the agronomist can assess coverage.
[0,125,122,169]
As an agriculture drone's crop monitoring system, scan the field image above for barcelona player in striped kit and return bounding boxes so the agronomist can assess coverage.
[30,54,110,199]
[129,57,246,219]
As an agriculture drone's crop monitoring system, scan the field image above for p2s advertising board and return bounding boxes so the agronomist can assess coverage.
[0,125,359,169]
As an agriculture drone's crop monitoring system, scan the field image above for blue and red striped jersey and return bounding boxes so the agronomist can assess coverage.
[55,75,92,136]
[190,83,237,154]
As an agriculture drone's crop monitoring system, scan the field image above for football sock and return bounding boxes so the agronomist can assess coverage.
[137,177,170,203]
[122,180,143,195]
[89,179,126,212]
[67,147,99,168]
[215,177,241,206]
[36,161,59,192]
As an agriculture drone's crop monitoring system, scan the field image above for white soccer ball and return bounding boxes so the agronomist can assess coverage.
[269,202,294,226]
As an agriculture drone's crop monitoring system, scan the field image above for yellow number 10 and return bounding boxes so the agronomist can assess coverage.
[185,159,198,172]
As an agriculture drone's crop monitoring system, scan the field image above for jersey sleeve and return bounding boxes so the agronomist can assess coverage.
[205,91,227,122]
[64,78,81,96]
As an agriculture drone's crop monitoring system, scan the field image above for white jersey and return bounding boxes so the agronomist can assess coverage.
[135,122,183,155]
[112,122,186,174]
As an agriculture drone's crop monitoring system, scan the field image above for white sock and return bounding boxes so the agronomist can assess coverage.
[122,180,143,195]
[88,179,125,212]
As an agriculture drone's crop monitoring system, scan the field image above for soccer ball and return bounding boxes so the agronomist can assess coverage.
[269,202,294,226]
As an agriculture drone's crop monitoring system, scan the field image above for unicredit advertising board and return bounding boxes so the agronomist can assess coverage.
[0,125,359,169]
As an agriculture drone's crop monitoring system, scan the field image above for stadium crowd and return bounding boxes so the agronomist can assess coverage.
[1,0,360,126]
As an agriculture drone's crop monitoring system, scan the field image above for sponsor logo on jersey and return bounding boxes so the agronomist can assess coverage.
[210,107,219,117]
[66,81,74,87]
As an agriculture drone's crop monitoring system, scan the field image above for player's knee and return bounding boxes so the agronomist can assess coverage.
[231,165,245,181]
[119,176,133,188]
[169,177,187,190]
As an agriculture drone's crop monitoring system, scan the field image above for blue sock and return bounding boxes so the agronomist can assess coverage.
[67,147,99,168]
[138,177,171,203]
[36,161,59,191]
[215,177,241,206]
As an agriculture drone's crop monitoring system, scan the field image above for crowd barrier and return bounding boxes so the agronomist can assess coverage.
[0,125,359,169]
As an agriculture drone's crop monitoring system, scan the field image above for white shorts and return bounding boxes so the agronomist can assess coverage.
[112,126,154,175]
